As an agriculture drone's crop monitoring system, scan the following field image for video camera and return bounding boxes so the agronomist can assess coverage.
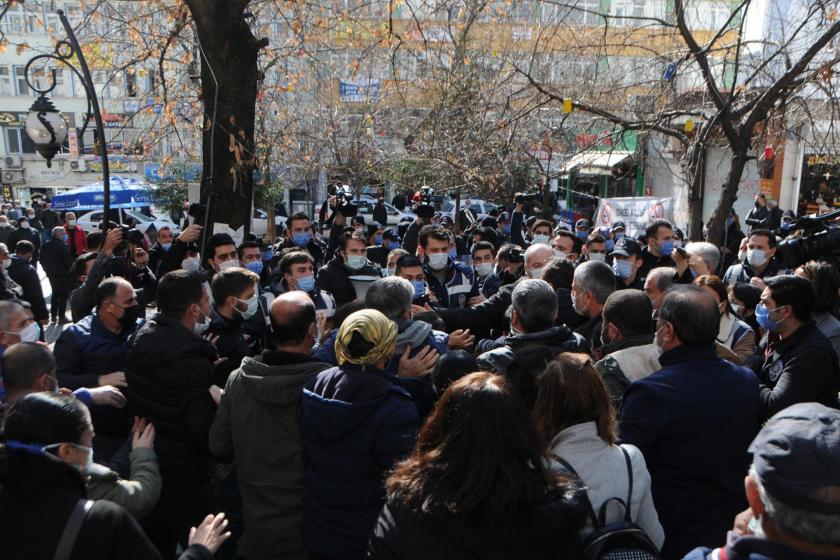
[515,192,541,205]
[188,202,207,226]
[329,184,357,218]
[777,209,840,268]
[99,221,145,254]
[415,186,436,219]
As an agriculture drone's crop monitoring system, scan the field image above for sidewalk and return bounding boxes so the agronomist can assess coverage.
[36,262,65,344]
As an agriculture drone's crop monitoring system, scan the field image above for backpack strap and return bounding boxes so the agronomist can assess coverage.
[620,445,634,522]
[550,453,600,528]
[54,499,93,560]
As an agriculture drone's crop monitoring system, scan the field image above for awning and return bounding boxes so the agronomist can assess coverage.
[561,150,635,175]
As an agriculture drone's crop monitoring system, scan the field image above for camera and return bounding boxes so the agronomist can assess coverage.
[415,186,436,219]
[99,222,144,255]
[507,246,524,263]
[515,192,541,205]
[329,184,358,218]
[188,202,207,226]
[777,209,840,268]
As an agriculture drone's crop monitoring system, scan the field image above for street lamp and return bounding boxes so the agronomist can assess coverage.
[22,9,110,221]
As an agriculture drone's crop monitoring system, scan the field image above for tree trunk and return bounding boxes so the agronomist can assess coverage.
[186,0,263,233]
[707,150,750,247]
[684,142,705,241]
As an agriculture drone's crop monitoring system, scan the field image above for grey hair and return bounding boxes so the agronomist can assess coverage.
[0,300,25,331]
[686,242,721,273]
[524,243,553,266]
[750,465,840,546]
[647,267,676,293]
[573,260,616,304]
[511,279,557,333]
[365,276,413,322]
[52,226,65,239]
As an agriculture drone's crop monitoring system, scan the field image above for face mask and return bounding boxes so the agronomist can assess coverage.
[384,267,395,277]
[182,257,201,272]
[572,290,587,316]
[236,293,260,320]
[653,323,667,355]
[411,280,426,300]
[427,252,449,271]
[11,321,41,343]
[218,259,240,271]
[386,240,400,251]
[528,266,543,279]
[589,252,606,263]
[19,222,29,229]
[67,219,76,227]
[63,234,69,243]
[161,242,172,251]
[532,233,550,245]
[117,304,143,331]
[576,230,588,240]
[738,250,747,262]
[658,240,675,256]
[1,258,10,269]
[502,224,511,234]
[345,254,367,271]
[475,263,493,277]
[553,250,567,261]
[297,274,316,293]
[374,234,383,245]
[26,214,34,220]
[781,222,791,231]
[731,303,743,317]
[605,239,615,252]
[193,308,211,336]
[613,259,633,279]
[292,232,311,248]
[261,249,274,261]
[245,260,264,275]
[747,249,767,267]
[756,303,785,332]
[40,442,94,474]
[449,248,458,260]
[614,232,624,240]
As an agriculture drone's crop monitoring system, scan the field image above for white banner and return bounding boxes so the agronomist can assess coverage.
[593,197,673,237]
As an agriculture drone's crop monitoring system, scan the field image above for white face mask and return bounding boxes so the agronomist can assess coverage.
[19,221,29,229]
[747,249,767,267]
[67,220,76,227]
[427,252,449,271]
[532,233,551,245]
[193,308,211,336]
[181,257,201,272]
[475,263,493,277]
[218,259,240,271]
[738,250,747,262]
[553,250,567,260]
[528,266,543,279]
[653,323,667,355]
[345,254,367,271]
[6,321,40,343]
[1,258,10,269]
[588,253,606,262]
[236,293,260,320]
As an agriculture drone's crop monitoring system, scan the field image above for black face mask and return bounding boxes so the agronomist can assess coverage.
[118,304,143,331]
[754,201,761,208]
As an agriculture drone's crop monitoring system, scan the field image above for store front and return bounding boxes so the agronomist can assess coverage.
[799,153,840,215]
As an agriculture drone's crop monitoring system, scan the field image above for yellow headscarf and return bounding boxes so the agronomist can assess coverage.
[335,309,398,368]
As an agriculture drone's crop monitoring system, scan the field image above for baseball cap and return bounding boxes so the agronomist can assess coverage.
[612,221,626,231]
[351,215,366,226]
[439,215,454,226]
[610,237,642,258]
[749,402,840,515]
[498,211,510,222]
[575,219,591,230]
[383,228,400,241]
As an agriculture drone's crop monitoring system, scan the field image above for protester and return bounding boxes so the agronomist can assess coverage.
[125,271,220,558]
[370,371,586,559]
[535,353,664,549]
[0,214,14,245]
[643,266,675,311]
[794,260,840,358]
[594,290,659,407]
[8,215,40,265]
[620,285,759,558]
[552,230,583,263]
[40,226,74,323]
[729,281,763,337]
[204,233,239,276]
[365,221,389,268]
[723,229,785,286]
[64,211,88,258]
[611,237,645,290]
[477,279,585,373]
[274,250,337,318]
[385,247,408,277]
[471,240,501,298]
[745,193,769,232]
[278,212,326,268]
[570,260,616,354]
[301,309,420,559]
[693,275,756,362]
[579,233,607,263]
[720,208,745,273]
[539,257,582,328]
[638,219,676,280]
[207,267,261,386]
[210,292,330,560]
[686,402,840,560]
[69,228,123,322]
[754,275,840,420]
[318,229,382,307]
[8,240,48,325]
[417,225,479,308]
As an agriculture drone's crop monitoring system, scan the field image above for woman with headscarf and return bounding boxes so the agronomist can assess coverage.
[300,309,420,560]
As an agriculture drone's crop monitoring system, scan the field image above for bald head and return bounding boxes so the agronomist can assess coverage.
[270,291,316,348]
[524,243,554,278]
[2,341,57,399]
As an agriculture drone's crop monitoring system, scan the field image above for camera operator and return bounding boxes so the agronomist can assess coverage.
[509,192,549,248]
[402,188,436,256]
[68,227,123,322]
[156,223,203,277]
[129,246,157,308]
[277,212,326,269]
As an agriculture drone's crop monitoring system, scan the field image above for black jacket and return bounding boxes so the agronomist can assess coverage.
[41,237,73,278]
[637,247,675,282]
[152,239,190,278]
[369,488,586,560]
[277,237,327,269]
[40,208,61,229]
[745,205,769,231]
[124,313,218,493]
[756,321,840,421]
[7,256,48,321]
[8,226,40,261]
[317,254,382,307]
[207,307,253,386]
[367,244,389,268]
[438,282,515,340]
[476,325,588,373]
[373,203,388,226]
[0,452,211,560]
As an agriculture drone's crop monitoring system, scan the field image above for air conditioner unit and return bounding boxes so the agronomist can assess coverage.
[2,169,25,185]
[70,159,87,172]
[4,155,22,168]
[128,163,138,172]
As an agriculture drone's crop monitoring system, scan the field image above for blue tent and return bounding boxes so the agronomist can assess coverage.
[51,175,156,211]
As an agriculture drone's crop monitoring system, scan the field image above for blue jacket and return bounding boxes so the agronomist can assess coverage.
[620,344,759,559]
[301,365,419,559]
[423,259,479,309]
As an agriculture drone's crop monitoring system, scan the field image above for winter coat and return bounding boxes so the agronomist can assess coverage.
[547,421,664,550]
[65,224,88,258]
[317,254,382,307]
[151,238,191,278]
[8,225,40,260]
[0,451,211,560]
[756,321,840,421]
[373,203,388,226]
[594,334,660,407]
[422,258,479,309]
[366,244,389,269]
[637,247,675,282]
[69,251,112,322]
[745,205,770,231]
[620,344,759,559]
[0,223,14,245]
[40,237,73,278]
[209,350,330,560]
[55,314,141,439]
[7,255,48,321]
[369,488,586,560]
[300,364,420,559]
[207,307,253,387]
[86,446,162,519]
[277,237,327,269]
[477,325,587,373]
[124,313,218,495]
[717,312,756,362]
[437,282,515,340]
[814,311,840,360]
[722,257,787,286]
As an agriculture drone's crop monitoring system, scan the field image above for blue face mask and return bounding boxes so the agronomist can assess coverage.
[612,259,633,279]
[502,224,511,234]
[726,217,734,227]
[614,232,625,240]
[781,221,792,231]
[297,274,316,293]
[161,242,172,251]
[658,240,675,256]
[374,234,383,245]
[63,234,69,243]
[261,249,274,261]
[386,240,400,251]
[449,248,458,260]
[605,239,615,252]
[292,232,311,248]
[411,280,426,300]
[245,260,264,275]
[756,303,785,332]
[576,230,588,240]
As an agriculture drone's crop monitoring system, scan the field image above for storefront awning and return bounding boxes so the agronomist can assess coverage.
[561,150,635,175]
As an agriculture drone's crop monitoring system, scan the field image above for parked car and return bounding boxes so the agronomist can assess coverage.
[251,208,287,236]
[351,199,414,226]
[75,207,181,242]
[440,199,499,223]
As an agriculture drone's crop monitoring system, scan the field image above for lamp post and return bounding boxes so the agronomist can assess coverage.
[22,9,110,224]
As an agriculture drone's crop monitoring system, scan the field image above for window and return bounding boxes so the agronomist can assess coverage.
[685,0,733,30]
[4,127,36,154]
[126,70,138,97]
[567,0,603,26]
[0,67,11,96]
[2,4,23,34]
[13,66,30,96]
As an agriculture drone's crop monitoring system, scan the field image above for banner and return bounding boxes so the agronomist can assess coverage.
[593,197,673,237]
[338,78,380,103]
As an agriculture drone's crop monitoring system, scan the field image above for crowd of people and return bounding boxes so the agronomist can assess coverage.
[0,190,839,560]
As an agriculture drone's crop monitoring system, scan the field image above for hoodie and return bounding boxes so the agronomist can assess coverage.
[476,325,588,373]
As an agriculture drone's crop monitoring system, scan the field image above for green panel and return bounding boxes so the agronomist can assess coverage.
[635,162,645,196]
[599,174,608,197]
